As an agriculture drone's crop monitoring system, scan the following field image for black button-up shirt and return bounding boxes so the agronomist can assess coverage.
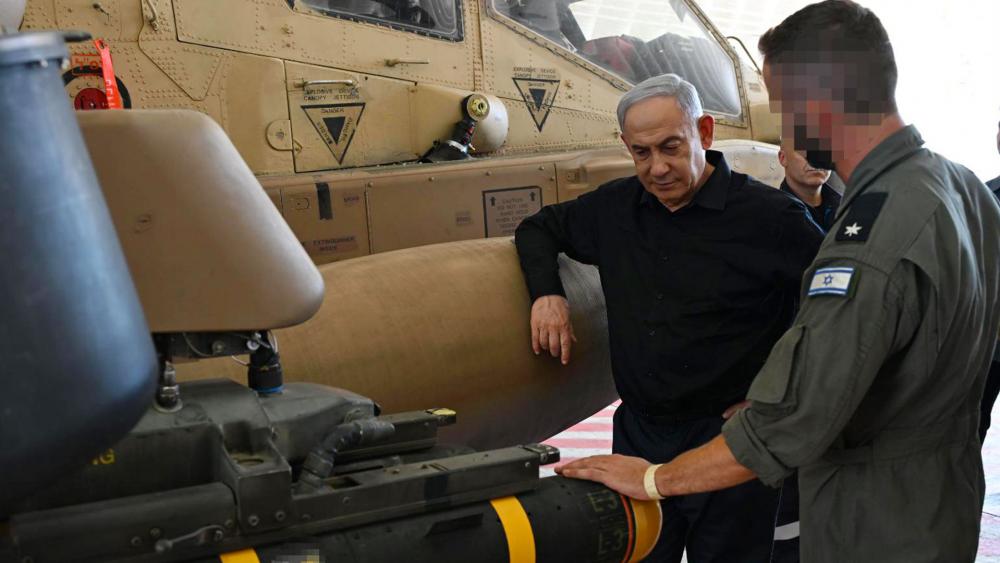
[987,176,1000,197]
[515,151,824,417]
[780,180,842,232]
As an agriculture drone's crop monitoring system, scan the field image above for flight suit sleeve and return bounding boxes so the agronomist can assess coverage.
[721,258,923,487]
[514,189,602,301]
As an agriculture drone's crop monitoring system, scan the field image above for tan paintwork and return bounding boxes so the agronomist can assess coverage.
[177,237,615,449]
[22,0,783,265]
[77,109,324,332]
[746,71,781,144]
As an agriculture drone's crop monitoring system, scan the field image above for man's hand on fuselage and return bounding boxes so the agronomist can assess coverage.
[559,435,757,500]
[530,294,576,365]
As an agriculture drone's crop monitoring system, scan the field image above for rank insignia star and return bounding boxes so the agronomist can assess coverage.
[844,223,863,237]
[835,192,886,243]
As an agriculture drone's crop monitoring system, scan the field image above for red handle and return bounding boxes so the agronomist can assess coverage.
[93,39,123,110]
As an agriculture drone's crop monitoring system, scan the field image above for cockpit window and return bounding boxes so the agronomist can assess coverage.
[492,0,742,118]
[300,0,463,41]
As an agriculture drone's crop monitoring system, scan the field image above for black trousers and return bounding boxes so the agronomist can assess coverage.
[770,473,799,563]
[612,403,781,563]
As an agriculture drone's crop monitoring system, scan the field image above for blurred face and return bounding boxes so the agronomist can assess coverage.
[779,140,831,189]
[763,61,844,171]
[620,96,715,210]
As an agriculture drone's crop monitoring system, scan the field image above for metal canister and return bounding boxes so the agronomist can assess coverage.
[0,31,157,511]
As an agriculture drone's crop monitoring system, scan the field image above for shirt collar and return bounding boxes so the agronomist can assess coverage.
[838,125,925,217]
[780,180,840,208]
[821,183,842,206]
[639,150,731,211]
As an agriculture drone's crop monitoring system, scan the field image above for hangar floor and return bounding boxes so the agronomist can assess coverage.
[544,401,1000,562]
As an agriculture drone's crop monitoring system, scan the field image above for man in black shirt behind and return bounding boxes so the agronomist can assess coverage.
[778,138,841,231]
[514,74,823,562]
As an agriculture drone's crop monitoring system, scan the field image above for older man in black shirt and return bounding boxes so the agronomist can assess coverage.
[515,74,823,562]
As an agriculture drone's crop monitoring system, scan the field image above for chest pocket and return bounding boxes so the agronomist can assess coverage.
[746,325,805,406]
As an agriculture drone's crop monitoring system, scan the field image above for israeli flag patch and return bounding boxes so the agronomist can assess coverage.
[808,267,855,297]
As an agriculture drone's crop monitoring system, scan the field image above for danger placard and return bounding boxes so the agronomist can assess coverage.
[303,103,365,164]
[512,77,560,131]
[483,187,542,238]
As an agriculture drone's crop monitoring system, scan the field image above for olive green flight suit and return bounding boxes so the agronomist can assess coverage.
[722,126,1000,562]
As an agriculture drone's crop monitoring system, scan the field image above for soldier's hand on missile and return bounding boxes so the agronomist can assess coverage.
[722,400,751,419]
[530,295,577,365]
[556,454,654,500]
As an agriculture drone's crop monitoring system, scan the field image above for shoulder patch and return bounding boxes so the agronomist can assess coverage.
[836,192,888,242]
[808,267,856,297]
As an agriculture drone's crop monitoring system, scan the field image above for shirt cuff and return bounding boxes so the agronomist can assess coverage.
[721,409,793,488]
[524,271,566,302]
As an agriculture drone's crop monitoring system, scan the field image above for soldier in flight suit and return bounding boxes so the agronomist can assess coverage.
[559,2,1000,561]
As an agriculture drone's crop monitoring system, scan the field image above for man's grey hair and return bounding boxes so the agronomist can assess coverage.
[616,74,703,130]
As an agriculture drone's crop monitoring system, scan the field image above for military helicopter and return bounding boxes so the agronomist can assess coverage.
[11,0,786,450]
[18,0,782,259]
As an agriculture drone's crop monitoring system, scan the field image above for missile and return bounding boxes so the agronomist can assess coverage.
[178,237,616,449]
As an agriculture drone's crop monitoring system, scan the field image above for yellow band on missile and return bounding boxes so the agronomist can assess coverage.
[627,498,663,563]
[490,496,536,563]
[219,549,261,563]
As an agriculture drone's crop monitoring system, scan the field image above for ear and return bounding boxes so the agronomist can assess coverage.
[620,133,636,159]
[778,148,787,167]
[697,114,715,150]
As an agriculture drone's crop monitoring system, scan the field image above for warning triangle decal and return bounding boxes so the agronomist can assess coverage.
[303,103,366,164]
[324,116,347,142]
[529,88,546,111]
[512,77,560,132]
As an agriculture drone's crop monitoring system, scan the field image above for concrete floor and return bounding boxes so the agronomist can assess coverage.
[546,401,1000,562]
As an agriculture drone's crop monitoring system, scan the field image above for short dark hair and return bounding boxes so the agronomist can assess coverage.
[758,0,897,115]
